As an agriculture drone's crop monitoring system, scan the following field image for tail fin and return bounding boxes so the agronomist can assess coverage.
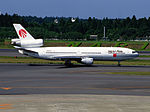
[12,24,43,48]
[13,24,35,40]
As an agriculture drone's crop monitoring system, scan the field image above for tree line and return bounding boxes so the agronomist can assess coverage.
[0,13,150,41]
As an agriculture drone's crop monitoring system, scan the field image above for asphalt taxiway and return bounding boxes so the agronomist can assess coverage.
[0,63,150,96]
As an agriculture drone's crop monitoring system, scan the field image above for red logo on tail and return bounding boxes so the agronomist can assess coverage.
[19,29,27,38]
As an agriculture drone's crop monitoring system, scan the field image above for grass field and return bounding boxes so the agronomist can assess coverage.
[139,55,150,57]
[105,72,150,76]
[0,56,150,66]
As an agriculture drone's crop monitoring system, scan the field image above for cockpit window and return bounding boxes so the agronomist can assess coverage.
[132,51,137,53]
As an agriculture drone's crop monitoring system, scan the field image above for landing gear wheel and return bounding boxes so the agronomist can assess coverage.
[64,60,73,67]
[118,61,121,67]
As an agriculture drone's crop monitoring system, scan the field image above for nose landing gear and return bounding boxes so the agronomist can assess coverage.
[118,61,121,67]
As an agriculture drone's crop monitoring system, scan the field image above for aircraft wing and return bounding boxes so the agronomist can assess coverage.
[53,54,85,60]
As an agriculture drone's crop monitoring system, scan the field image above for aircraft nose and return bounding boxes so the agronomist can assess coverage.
[133,53,139,57]
[131,51,139,57]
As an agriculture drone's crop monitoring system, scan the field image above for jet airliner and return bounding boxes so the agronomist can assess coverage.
[12,24,139,66]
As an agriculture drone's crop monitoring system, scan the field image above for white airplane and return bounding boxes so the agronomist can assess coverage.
[12,24,139,66]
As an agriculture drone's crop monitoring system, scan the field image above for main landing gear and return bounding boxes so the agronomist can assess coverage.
[64,60,73,66]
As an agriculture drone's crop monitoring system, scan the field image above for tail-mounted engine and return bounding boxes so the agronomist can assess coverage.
[11,39,43,48]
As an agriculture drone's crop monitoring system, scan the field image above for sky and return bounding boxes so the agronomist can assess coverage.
[0,0,150,19]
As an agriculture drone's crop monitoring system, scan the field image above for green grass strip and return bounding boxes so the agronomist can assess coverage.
[105,72,150,76]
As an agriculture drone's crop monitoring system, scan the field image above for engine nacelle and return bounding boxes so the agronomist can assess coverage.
[11,39,43,47]
[81,58,93,65]
[11,39,20,44]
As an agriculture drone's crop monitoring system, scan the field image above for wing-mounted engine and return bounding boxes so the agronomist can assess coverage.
[11,39,43,48]
[80,57,93,65]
